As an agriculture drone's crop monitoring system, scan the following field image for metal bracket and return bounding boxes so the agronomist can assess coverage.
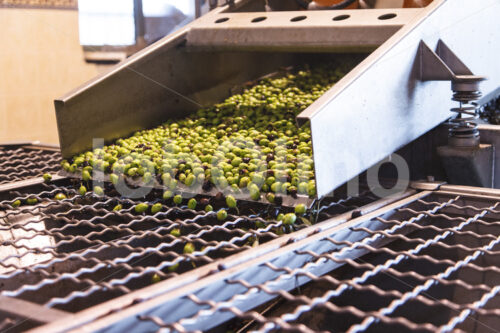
[418,39,485,83]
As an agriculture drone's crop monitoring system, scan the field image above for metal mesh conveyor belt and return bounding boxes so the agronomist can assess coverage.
[0,145,61,185]
[0,178,379,331]
[132,187,500,333]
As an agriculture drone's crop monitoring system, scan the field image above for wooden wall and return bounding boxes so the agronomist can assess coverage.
[0,8,109,145]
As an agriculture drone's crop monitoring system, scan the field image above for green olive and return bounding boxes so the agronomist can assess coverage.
[82,170,91,182]
[26,198,38,205]
[151,203,162,214]
[170,228,181,237]
[163,190,173,200]
[110,173,119,185]
[54,193,67,200]
[266,192,275,203]
[11,200,21,208]
[298,182,308,194]
[62,161,71,171]
[283,213,297,225]
[42,173,52,182]
[168,262,179,272]
[294,203,307,215]
[205,204,213,212]
[151,273,161,283]
[250,187,260,200]
[135,203,149,213]
[79,185,87,196]
[113,204,122,211]
[225,195,237,208]
[187,198,197,210]
[127,167,138,177]
[93,186,104,196]
[217,209,228,221]
[173,195,183,205]
[183,242,195,254]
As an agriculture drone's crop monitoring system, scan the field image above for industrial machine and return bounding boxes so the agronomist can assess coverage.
[1,0,500,332]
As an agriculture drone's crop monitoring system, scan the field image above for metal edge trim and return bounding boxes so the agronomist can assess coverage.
[438,184,500,199]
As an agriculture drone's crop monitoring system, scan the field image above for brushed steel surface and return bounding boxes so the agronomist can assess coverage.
[186,8,421,52]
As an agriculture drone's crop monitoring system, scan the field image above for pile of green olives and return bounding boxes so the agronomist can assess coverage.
[62,64,348,201]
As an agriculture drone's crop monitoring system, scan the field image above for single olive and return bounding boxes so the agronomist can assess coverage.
[110,173,119,185]
[187,198,197,210]
[283,213,297,225]
[163,190,173,200]
[93,186,104,196]
[79,185,87,196]
[26,198,38,205]
[226,195,237,208]
[170,228,181,237]
[217,209,228,221]
[54,193,67,200]
[295,203,307,215]
[266,192,275,203]
[151,203,162,214]
[173,195,183,205]
[250,188,260,200]
[135,203,149,213]
[183,242,195,254]
[82,170,91,182]
[168,262,179,272]
[42,173,52,182]
[151,273,161,283]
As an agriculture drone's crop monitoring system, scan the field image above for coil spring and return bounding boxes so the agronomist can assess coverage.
[449,90,481,138]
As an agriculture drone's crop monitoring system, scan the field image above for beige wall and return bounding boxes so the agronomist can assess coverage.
[0,8,108,145]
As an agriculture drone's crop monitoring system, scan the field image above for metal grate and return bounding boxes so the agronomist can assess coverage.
[134,188,500,333]
[0,179,378,331]
[0,145,61,185]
